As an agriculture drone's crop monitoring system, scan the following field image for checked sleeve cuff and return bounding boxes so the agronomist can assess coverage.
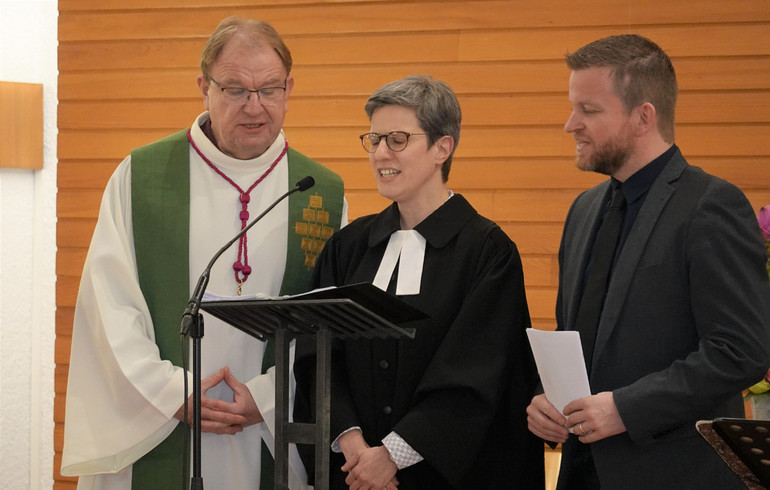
[382,432,423,470]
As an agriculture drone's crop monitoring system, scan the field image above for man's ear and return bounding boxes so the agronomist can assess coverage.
[197,75,210,110]
[283,75,295,114]
[635,102,657,136]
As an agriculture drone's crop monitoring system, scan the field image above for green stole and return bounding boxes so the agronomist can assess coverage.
[130,129,344,489]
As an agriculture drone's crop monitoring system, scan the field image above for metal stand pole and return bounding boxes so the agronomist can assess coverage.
[190,314,204,490]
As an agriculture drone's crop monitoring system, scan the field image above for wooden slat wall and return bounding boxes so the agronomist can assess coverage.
[55,1,770,487]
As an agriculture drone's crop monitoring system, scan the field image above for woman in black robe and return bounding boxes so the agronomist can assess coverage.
[295,75,544,490]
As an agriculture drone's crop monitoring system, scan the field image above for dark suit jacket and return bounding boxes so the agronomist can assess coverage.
[556,149,770,489]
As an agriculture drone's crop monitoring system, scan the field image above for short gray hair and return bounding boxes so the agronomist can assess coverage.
[200,17,292,80]
[365,75,461,182]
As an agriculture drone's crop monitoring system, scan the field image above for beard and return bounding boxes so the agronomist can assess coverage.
[576,125,633,176]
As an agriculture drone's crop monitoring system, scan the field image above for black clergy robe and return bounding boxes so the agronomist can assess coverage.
[295,194,544,489]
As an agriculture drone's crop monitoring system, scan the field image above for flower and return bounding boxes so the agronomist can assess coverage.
[759,206,770,279]
[747,205,770,398]
[758,206,770,241]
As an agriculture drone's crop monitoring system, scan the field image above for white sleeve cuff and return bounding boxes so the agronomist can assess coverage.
[331,427,362,452]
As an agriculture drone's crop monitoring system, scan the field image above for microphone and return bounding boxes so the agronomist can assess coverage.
[180,176,316,335]
[295,175,315,192]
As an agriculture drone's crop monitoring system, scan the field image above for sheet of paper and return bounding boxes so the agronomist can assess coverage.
[202,290,275,302]
[202,285,336,302]
[526,328,591,416]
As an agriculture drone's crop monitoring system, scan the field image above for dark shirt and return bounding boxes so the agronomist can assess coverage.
[580,145,677,299]
[613,144,677,257]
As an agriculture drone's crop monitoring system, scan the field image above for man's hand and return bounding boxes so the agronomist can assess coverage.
[527,393,569,443]
[563,391,626,444]
[175,366,263,435]
[337,430,399,490]
[202,366,264,427]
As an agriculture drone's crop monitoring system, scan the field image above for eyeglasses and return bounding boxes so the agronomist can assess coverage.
[209,78,287,106]
[359,131,427,153]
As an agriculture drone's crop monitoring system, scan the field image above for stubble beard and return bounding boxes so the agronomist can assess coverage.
[576,128,632,177]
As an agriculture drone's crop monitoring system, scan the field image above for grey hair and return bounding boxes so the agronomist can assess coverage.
[200,17,292,80]
[365,75,461,182]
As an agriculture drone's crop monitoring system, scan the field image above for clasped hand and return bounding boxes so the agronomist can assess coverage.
[175,366,263,435]
[338,430,399,490]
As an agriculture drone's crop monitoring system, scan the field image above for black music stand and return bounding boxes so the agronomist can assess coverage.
[697,417,770,489]
[201,283,424,490]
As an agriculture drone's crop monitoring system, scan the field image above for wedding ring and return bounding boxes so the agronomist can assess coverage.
[579,423,586,435]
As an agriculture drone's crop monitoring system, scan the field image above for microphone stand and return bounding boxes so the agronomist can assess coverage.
[179,177,315,490]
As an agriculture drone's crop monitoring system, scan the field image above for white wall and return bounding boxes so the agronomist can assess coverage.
[0,1,58,489]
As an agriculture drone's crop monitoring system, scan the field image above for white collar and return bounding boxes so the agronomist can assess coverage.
[372,229,426,296]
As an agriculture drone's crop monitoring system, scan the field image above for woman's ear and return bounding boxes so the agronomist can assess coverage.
[434,135,454,165]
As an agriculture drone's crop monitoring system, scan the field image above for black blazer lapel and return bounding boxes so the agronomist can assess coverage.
[590,150,689,372]
[562,181,611,333]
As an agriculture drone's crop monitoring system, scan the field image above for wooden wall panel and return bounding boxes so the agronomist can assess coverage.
[56,1,770,487]
[0,82,44,168]
[59,91,770,130]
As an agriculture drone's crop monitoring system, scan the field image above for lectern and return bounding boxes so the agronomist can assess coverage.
[697,417,770,489]
[201,283,423,489]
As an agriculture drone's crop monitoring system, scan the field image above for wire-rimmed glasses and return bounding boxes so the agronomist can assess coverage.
[209,78,287,106]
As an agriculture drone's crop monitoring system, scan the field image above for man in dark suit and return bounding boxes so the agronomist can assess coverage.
[526,34,770,489]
